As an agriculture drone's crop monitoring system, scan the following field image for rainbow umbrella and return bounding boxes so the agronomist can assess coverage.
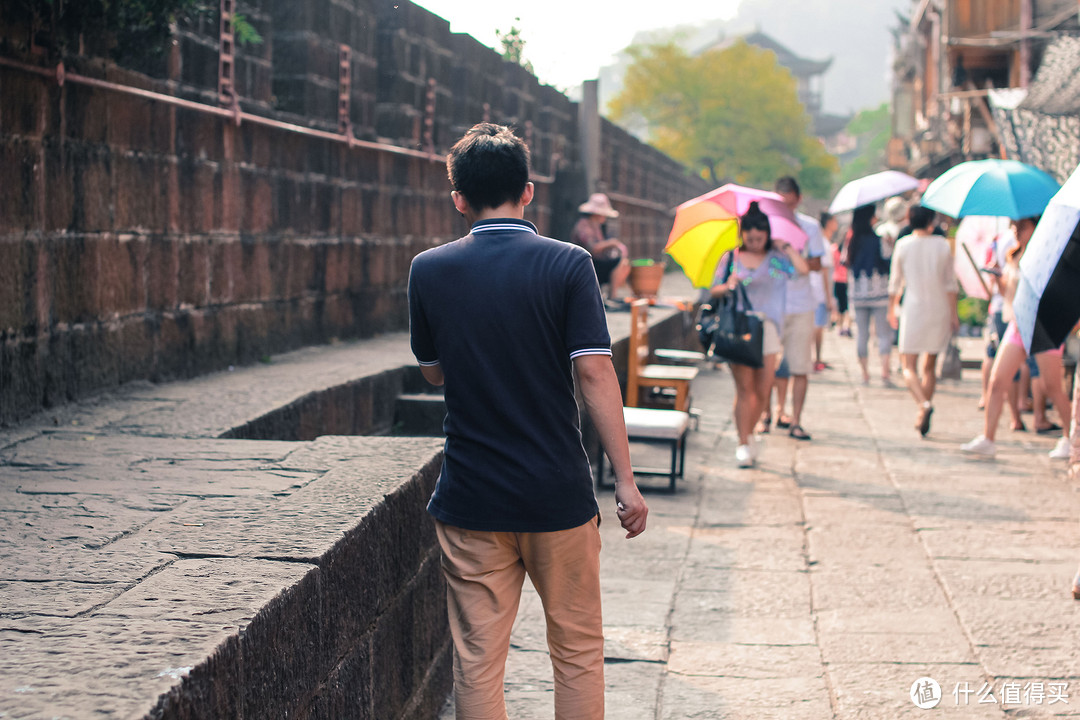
[665,184,807,288]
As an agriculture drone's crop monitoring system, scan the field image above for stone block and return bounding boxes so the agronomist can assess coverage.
[49,235,94,324]
[371,580,418,719]
[0,138,43,234]
[178,34,220,92]
[43,142,75,232]
[113,154,168,233]
[241,169,274,234]
[62,81,109,145]
[340,186,362,236]
[322,294,355,337]
[0,337,43,425]
[148,635,243,720]
[209,237,242,305]
[72,147,113,233]
[148,235,180,311]
[106,94,155,152]
[0,239,29,335]
[175,106,224,162]
[0,67,49,137]
[312,637,374,719]
[178,237,211,307]
[175,160,213,234]
[241,238,272,302]
[152,312,195,381]
[96,234,147,317]
[119,315,155,381]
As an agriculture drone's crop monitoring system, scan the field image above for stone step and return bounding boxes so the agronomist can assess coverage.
[394,393,447,436]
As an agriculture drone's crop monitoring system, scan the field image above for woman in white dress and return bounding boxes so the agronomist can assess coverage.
[887,205,959,436]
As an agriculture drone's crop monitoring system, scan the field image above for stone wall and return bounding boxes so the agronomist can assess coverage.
[0,0,708,427]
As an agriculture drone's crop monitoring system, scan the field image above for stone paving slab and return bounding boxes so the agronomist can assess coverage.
[442,318,1080,719]
[0,432,444,718]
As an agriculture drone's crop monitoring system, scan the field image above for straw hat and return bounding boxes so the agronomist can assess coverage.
[578,193,619,218]
[882,196,908,224]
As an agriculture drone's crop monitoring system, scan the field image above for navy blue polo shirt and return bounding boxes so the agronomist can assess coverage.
[408,218,611,532]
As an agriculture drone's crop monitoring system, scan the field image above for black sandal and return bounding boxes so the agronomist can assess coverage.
[776,416,793,429]
[755,416,772,434]
[789,425,811,441]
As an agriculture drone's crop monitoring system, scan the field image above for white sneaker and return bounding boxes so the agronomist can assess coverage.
[1049,436,1071,460]
[961,435,996,457]
[735,444,754,468]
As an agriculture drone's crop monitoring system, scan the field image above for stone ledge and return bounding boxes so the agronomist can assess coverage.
[0,436,451,719]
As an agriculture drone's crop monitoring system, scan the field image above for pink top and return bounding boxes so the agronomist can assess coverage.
[832,244,848,283]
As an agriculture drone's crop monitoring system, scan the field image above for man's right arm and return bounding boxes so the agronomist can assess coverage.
[573,354,647,538]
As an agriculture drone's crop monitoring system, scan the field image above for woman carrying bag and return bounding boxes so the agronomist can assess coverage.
[710,202,809,468]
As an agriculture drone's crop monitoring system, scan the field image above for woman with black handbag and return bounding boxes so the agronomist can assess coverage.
[710,202,810,468]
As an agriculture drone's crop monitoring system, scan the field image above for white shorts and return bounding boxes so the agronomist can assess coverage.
[780,311,815,375]
[763,319,782,357]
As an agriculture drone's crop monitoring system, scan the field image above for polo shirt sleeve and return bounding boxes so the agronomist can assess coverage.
[407,261,439,366]
[565,251,611,359]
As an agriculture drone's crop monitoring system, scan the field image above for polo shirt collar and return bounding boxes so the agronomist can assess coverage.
[471,218,538,235]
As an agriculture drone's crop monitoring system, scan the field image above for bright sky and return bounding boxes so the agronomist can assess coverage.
[411,1,742,93]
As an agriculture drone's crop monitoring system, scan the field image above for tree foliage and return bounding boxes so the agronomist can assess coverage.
[9,0,260,66]
[496,19,534,75]
[837,102,891,186]
[609,40,837,197]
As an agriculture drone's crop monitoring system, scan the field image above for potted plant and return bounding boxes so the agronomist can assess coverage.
[629,258,665,298]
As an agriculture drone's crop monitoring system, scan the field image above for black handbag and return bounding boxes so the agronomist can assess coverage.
[710,281,765,368]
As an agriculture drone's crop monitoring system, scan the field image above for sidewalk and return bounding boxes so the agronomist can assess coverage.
[442,308,1080,718]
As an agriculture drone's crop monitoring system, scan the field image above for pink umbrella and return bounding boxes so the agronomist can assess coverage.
[665,184,809,288]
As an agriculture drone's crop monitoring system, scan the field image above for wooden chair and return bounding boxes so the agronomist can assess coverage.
[626,299,699,412]
[596,407,690,493]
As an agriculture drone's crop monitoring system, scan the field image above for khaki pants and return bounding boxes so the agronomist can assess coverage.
[435,517,605,720]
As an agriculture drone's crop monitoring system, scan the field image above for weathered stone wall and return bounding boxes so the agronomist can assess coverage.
[0,0,707,427]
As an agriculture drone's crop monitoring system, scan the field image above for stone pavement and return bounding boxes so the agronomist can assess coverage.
[3,266,1079,718]
[442,324,1080,718]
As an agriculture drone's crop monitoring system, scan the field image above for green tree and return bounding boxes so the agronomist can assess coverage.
[609,40,837,197]
[10,0,259,66]
[837,102,891,187]
[496,18,534,75]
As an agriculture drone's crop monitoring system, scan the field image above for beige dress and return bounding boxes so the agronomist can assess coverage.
[888,233,958,355]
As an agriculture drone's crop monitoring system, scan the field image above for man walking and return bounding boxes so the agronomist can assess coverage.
[408,123,648,719]
[769,176,825,440]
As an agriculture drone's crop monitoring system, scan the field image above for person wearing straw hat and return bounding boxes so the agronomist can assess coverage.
[572,193,631,300]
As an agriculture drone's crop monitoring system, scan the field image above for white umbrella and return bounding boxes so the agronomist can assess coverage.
[829,170,920,214]
[1013,162,1080,354]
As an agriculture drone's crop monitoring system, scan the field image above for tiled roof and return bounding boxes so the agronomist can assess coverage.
[1020,36,1080,115]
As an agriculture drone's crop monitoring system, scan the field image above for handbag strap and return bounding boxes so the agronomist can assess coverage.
[726,249,755,312]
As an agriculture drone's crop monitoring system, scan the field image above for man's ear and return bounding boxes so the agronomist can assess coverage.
[451,190,470,216]
[520,182,535,208]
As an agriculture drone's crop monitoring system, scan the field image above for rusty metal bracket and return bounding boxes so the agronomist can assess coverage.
[423,77,436,154]
[218,0,236,107]
[338,44,352,136]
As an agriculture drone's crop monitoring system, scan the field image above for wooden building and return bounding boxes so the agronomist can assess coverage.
[890,0,1080,176]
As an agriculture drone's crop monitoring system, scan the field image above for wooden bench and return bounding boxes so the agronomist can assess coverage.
[626,299,700,412]
[596,406,690,493]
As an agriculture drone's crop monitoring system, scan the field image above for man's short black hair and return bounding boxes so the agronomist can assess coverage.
[908,204,936,230]
[447,123,530,211]
[774,176,801,197]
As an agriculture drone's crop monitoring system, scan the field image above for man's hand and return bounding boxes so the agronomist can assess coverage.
[615,480,648,538]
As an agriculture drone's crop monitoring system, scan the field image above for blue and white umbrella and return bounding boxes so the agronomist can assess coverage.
[1013,162,1080,354]
[921,159,1060,219]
